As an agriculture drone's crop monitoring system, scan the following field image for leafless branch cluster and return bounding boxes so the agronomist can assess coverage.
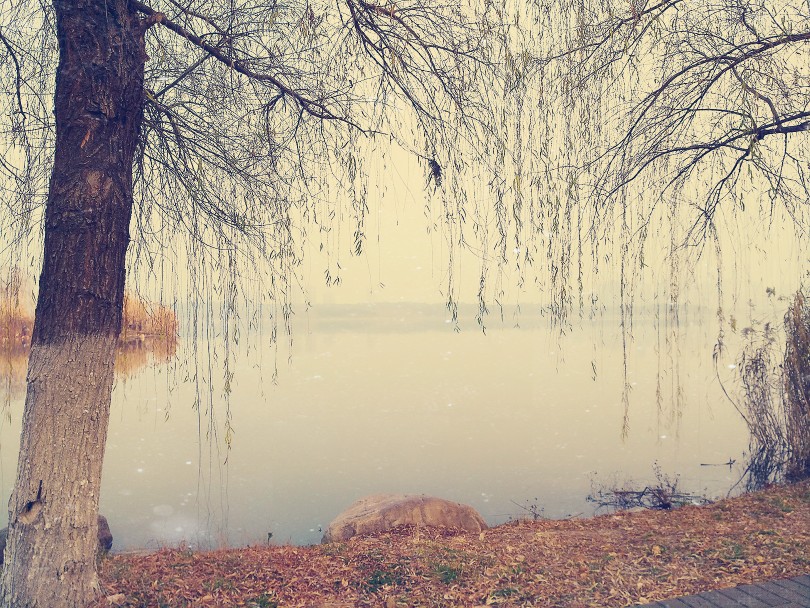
[729,291,810,489]
[0,0,497,284]
[1,0,808,334]
[547,0,810,241]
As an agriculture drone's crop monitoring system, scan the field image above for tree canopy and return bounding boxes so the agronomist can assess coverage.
[2,0,808,322]
[0,0,503,314]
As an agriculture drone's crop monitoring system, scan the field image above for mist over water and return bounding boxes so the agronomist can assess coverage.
[0,301,756,550]
[1,187,805,550]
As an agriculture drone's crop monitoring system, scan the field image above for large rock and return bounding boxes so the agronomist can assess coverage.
[0,514,112,563]
[322,494,487,543]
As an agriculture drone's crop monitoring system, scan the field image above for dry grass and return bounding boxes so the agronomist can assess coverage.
[0,292,33,357]
[94,481,810,608]
[783,292,810,481]
[0,281,34,399]
[0,291,178,389]
[738,290,810,487]
[116,294,178,377]
[120,294,178,341]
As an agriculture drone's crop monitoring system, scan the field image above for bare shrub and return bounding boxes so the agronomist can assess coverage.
[782,293,810,481]
[587,464,710,512]
[736,291,810,488]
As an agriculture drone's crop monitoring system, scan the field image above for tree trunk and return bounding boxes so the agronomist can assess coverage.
[1,1,147,605]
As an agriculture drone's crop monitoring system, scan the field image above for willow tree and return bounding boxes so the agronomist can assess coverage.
[553,0,810,430]
[522,0,810,275]
[0,0,497,605]
[2,0,808,603]
[485,0,810,432]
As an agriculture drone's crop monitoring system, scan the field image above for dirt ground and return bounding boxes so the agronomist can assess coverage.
[94,480,810,607]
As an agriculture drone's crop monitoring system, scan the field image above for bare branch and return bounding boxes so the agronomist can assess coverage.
[0,25,25,118]
[132,0,355,125]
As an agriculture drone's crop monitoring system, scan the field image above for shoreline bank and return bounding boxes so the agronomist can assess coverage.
[94,480,809,607]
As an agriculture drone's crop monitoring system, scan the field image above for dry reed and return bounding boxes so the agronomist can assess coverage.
[0,290,178,388]
[782,292,810,481]
[738,290,810,487]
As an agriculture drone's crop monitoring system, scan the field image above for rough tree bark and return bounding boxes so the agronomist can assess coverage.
[0,0,148,605]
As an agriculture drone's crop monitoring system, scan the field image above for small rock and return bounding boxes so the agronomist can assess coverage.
[97,514,113,553]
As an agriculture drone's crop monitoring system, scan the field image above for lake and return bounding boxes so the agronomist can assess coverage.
[0,301,753,550]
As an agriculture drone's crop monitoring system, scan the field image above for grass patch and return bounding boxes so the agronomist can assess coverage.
[432,563,463,584]
[364,568,401,593]
[246,593,278,608]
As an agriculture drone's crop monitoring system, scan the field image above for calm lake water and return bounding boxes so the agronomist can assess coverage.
[0,303,753,550]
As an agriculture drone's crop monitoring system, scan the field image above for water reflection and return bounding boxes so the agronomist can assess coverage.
[0,285,32,403]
